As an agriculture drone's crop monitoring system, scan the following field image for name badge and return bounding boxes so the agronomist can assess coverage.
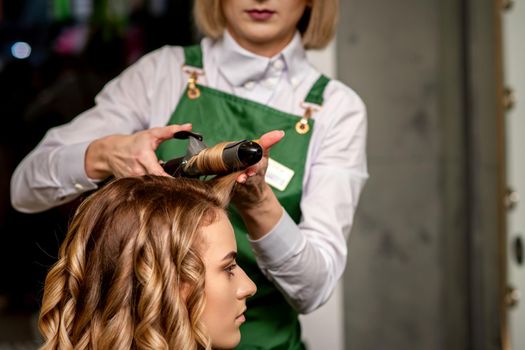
[265,158,295,191]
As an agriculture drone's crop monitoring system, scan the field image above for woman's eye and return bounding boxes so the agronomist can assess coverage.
[225,263,237,276]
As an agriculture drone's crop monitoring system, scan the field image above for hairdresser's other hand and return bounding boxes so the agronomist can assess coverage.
[232,130,284,239]
[235,129,284,186]
[85,123,192,180]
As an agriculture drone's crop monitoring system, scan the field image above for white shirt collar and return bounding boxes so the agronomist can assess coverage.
[213,30,310,87]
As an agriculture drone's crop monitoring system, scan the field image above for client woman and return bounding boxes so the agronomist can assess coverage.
[38,175,256,350]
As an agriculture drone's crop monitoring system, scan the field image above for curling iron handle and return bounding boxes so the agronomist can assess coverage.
[162,156,185,177]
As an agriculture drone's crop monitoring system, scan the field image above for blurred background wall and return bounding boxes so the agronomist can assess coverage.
[340,0,474,348]
[502,1,525,349]
[1,0,524,349]
[339,0,522,349]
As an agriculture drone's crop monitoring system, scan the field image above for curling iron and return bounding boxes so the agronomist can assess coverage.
[162,131,263,177]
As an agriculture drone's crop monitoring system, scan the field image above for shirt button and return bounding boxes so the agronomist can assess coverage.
[272,59,284,70]
[243,81,255,89]
[75,183,84,190]
[264,77,278,88]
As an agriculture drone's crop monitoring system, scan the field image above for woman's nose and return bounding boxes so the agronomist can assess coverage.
[237,267,257,299]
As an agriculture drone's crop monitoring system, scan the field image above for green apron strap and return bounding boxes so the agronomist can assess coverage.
[183,45,204,69]
[304,74,330,106]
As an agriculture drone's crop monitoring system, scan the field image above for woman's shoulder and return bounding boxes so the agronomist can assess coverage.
[136,45,186,67]
[296,63,367,141]
[323,77,366,114]
[145,38,215,70]
[115,45,188,86]
[301,59,365,114]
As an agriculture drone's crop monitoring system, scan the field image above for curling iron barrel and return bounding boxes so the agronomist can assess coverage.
[162,131,263,177]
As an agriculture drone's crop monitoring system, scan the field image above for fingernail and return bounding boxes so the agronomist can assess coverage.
[237,174,247,184]
[182,123,192,127]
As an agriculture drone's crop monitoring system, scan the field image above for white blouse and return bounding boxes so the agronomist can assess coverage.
[11,31,368,314]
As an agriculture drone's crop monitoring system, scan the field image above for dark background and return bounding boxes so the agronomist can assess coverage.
[0,0,195,339]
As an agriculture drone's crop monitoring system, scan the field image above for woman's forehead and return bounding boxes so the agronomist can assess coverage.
[200,212,237,261]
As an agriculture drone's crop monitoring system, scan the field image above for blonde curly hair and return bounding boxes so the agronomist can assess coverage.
[38,175,238,350]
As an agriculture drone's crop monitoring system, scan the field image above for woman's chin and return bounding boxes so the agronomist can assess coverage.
[211,331,241,350]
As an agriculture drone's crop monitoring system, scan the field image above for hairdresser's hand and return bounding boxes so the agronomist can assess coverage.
[235,130,284,187]
[85,123,192,180]
[232,130,285,239]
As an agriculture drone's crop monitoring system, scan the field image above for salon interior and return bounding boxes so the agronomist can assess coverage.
[0,0,524,349]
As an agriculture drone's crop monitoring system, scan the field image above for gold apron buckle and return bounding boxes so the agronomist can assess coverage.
[187,71,201,100]
[188,86,201,99]
[296,107,312,134]
[295,119,310,134]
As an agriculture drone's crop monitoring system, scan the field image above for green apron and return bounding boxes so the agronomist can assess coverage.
[156,45,329,350]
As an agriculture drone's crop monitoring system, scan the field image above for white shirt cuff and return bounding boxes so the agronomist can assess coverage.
[56,141,100,199]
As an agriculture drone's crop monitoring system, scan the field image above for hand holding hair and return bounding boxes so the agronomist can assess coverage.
[84,123,192,180]
[235,129,285,185]
[232,130,286,239]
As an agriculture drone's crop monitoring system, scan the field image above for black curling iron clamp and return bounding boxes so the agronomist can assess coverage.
[162,131,263,177]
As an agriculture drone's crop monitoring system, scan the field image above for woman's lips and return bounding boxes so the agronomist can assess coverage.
[236,314,246,324]
[236,309,247,323]
[245,9,275,21]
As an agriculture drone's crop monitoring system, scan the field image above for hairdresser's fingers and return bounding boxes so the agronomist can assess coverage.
[106,128,177,177]
[135,124,192,177]
[237,173,249,184]
[237,130,283,180]
[234,131,284,183]
[139,150,171,177]
[149,123,193,147]
[258,130,285,155]
[243,159,265,177]
[118,131,166,176]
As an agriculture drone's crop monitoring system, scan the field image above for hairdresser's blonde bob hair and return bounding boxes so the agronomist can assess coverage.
[39,175,238,350]
[194,0,339,49]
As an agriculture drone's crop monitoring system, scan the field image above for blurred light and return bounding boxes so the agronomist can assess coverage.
[149,0,167,16]
[11,42,32,59]
[72,0,93,21]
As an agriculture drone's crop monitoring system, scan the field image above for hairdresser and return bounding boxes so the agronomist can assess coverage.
[11,0,368,349]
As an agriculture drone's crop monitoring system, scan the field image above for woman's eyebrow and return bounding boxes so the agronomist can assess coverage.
[222,251,237,261]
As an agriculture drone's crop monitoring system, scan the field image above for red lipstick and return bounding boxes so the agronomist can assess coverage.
[245,9,275,21]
